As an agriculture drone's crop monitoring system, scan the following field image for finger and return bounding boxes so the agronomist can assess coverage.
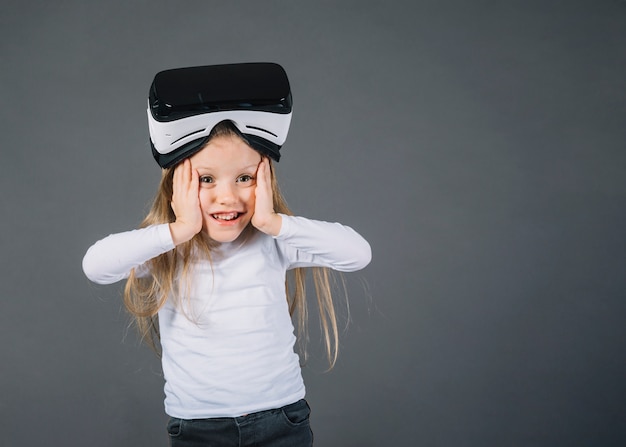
[255,159,266,196]
[182,159,191,191]
[258,157,270,189]
[190,164,199,193]
[173,159,186,194]
[256,157,264,178]
[256,158,264,187]
[256,159,274,211]
[262,157,269,183]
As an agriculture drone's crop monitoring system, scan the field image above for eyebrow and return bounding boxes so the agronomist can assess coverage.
[194,163,259,171]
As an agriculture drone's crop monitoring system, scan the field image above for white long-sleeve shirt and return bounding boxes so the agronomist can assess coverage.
[82,215,371,418]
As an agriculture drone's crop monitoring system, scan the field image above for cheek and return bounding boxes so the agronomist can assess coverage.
[241,188,256,208]
[198,190,212,210]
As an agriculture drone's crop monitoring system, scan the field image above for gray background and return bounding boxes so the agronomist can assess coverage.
[1,1,625,446]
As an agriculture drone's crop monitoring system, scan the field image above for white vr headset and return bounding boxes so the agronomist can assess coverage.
[147,63,292,168]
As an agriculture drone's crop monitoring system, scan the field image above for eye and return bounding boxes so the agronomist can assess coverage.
[199,175,214,184]
[236,174,255,184]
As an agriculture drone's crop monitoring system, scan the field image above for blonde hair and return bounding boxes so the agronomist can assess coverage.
[124,121,342,367]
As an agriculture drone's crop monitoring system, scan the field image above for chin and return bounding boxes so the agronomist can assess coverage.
[205,223,253,243]
[207,232,242,243]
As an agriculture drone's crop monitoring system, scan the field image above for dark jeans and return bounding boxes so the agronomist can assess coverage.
[167,399,313,447]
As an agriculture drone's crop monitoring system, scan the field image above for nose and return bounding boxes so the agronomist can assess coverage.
[215,181,237,205]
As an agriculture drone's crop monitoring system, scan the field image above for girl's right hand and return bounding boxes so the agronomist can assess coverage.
[169,159,203,245]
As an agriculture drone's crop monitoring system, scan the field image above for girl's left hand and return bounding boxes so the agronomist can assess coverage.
[251,157,282,236]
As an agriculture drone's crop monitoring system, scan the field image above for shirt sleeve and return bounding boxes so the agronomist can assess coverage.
[274,214,372,271]
[82,224,175,285]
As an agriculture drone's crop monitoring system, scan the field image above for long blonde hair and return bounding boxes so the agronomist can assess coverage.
[124,121,342,367]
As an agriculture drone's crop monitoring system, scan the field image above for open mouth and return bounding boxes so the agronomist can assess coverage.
[212,212,241,221]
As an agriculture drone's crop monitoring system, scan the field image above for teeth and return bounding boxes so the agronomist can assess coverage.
[213,212,239,221]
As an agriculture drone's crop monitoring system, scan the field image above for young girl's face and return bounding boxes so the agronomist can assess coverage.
[189,134,262,243]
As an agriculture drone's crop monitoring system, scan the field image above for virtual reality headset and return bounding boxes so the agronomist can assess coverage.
[148,62,292,168]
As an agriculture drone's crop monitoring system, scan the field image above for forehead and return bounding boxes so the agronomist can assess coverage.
[190,135,261,168]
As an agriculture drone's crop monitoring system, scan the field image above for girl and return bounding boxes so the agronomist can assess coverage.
[82,65,371,446]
